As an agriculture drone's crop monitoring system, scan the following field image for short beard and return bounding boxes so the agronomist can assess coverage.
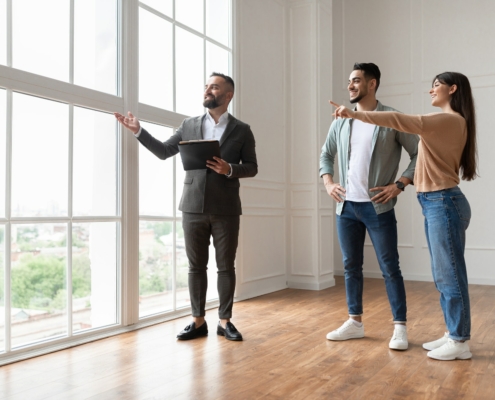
[349,94,364,104]
[203,97,220,109]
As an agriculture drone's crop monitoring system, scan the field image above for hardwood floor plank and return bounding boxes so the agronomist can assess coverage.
[2,277,495,400]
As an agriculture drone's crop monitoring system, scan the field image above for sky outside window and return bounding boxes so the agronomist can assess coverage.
[74,0,118,95]
[12,0,70,82]
[11,93,69,217]
[206,0,230,47]
[139,8,173,110]
[140,0,172,17]
[139,122,174,217]
[176,0,203,33]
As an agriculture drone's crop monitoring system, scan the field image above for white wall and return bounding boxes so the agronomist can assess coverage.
[234,0,289,299]
[286,0,335,290]
[234,0,495,301]
[331,0,495,284]
[234,0,335,299]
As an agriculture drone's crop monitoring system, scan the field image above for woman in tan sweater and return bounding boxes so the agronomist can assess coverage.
[330,71,478,361]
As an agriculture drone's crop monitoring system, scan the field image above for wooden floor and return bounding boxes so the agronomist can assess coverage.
[1,276,495,399]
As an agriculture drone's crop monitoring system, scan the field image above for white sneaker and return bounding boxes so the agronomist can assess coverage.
[326,319,364,341]
[422,332,449,351]
[389,325,408,350]
[427,339,472,361]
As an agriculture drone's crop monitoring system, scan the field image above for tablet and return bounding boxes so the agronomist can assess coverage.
[178,140,221,170]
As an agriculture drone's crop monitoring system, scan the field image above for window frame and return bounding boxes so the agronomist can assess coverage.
[0,0,234,366]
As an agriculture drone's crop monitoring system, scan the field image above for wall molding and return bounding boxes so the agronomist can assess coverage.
[242,186,286,209]
[242,179,286,188]
[291,189,313,209]
[242,272,286,284]
[342,0,414,90]
[364,243,414,249]
[287,276,335,290]
[334,269,495,286]
[242,208,286,216]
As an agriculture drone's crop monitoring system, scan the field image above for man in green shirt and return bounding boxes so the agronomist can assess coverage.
[320,63,419,350]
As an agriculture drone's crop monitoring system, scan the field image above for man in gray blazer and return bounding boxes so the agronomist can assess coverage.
[115,73,257,341]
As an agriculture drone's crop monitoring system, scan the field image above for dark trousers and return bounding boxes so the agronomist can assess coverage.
[182,212,240,319]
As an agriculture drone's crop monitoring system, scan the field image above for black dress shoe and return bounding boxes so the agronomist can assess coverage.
[217,322,243,341]
[176,321,208,340]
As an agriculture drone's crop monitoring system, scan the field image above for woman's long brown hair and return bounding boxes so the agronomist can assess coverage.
[434,72,478,180]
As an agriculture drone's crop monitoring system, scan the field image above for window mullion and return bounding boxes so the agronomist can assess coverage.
[117,0,122,97]
[67,105,74,337]
[4,222,11,352]
[4,92,11,222]
[172,154,177,311]
[172,24,176,112]
[203,0,206,84]
[69,0,75,84]
[116,98,123,325]
[121,0,140,326]
[67,219,73,337]
[68,105,74,221]
[231,0,236,115]
[6,0,12,67]
[203,0,206,35]
[4,88,12,352]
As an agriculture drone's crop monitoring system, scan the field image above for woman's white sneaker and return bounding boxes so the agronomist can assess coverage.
[389,325,408,350]
[427,339,472,360]
[326,319,364,341]
[422,332,449,351]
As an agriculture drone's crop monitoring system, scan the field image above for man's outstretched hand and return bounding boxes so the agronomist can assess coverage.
[114,111,141,134]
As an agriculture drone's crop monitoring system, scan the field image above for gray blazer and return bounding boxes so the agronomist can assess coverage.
[138,113,258,215]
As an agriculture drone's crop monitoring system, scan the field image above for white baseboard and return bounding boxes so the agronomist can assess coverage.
[334,270,495,286]
[287,277,335,291]
[468,277,495,285]
[235,281,288,302]
[334,269,435,282]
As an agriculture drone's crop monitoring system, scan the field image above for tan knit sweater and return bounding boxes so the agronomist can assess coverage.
[353,111,467,192]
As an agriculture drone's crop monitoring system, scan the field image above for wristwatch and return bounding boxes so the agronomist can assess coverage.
[395,180,405,191]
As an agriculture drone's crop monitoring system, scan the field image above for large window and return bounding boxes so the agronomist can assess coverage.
[139,0,231,115]
[0,0,232,364]
[10,0,118,94]
[3,94,119,351]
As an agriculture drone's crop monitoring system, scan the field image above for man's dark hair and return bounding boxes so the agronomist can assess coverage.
[210,72,235,92]
[353,63,381,92]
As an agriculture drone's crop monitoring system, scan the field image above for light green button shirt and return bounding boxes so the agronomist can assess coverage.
[319,101,419,215]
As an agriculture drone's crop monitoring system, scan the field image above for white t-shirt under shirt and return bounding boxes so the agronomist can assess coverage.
[345,119,375,202]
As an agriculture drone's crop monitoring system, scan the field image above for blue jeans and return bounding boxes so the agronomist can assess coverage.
[336,201,407,322]
[417,186,471,341]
